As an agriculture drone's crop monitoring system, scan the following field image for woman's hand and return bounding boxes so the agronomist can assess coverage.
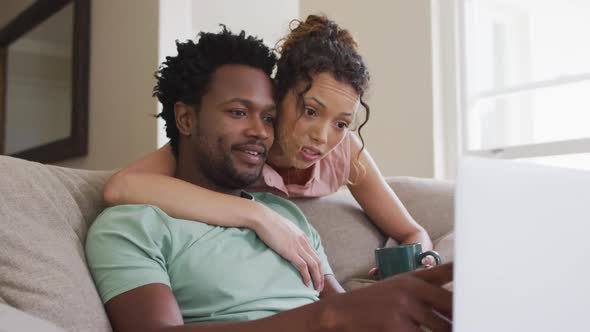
[251,204,324,292]
[421,256,437,268]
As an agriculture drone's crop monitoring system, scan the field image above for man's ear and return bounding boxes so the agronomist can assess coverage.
[174,102,195,136]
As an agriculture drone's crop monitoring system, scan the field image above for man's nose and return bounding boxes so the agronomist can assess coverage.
[245,117,271,140]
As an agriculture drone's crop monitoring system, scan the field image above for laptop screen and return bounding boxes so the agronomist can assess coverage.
[454,157,590,332]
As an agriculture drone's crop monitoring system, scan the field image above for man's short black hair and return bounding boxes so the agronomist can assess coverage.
[153,26,277,157]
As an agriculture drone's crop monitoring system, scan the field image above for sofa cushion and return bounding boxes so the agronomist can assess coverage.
[0,303,65,332]
[0,156,113,332]
[386,176,454,241]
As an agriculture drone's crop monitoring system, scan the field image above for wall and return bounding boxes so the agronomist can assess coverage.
[0,0,35,27]
[56,0,160,170]
[190,0,298,49]
[300,0,435,177]
[157,0,193,147]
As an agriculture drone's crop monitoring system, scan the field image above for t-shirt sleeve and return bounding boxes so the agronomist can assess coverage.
[307,221,334,277]
[85,205,173,304]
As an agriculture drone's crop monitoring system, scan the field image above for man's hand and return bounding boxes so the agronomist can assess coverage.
[321,263,453,332]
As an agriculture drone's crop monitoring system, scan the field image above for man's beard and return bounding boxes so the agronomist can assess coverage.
[199,152,262,189]
[196,137,264,190]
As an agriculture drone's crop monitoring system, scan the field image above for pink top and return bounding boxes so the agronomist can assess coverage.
[249,133,352,198]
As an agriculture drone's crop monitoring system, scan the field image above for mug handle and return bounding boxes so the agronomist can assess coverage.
[417,250,442,266]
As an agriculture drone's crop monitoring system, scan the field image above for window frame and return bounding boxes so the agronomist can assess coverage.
[434,0,590,179]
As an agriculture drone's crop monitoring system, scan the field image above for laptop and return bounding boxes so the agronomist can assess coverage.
[454,157,590,332]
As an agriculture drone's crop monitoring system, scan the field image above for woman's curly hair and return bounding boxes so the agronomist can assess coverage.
[275,15,371,179]
[153,26,277,157]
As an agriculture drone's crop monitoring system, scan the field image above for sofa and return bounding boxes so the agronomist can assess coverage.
[0,155,454,332]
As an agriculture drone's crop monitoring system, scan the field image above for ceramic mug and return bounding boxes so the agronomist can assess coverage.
[374,243,442,279]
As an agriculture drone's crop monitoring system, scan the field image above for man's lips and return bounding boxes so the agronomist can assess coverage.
[232,143,267,165]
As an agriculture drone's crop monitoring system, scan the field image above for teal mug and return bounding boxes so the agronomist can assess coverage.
[374,243,442,279]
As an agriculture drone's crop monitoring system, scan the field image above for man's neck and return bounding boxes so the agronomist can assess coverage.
[175,146,242,197]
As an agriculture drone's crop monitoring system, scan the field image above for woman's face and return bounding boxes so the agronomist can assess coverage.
[272,72,360,169]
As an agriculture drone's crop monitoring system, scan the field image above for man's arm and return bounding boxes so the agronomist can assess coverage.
[104,263,453,332]
[105,283,323,332]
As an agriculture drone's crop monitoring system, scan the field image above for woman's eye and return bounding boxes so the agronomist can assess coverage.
[304,107,317,117]
[336,121,350,129]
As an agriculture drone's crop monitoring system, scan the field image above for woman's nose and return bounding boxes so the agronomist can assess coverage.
[310,123,328,144]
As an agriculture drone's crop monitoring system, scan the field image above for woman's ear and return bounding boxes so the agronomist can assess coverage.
[174,102,195,136]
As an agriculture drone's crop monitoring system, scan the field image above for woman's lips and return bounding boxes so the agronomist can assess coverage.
[299,146,322,162]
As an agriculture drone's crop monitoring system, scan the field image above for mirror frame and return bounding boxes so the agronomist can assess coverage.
[0,0,90,163]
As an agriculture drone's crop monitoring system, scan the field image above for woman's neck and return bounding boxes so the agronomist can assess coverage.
[267,142,314,186]
[267,143,288,168]
[269,160,314,186]
[279,166,314,186]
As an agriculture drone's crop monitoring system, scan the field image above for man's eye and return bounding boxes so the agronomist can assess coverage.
[230,110,246,117]
[263,116,275,125]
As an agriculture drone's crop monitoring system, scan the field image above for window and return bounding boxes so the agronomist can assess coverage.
[436,0,590,176]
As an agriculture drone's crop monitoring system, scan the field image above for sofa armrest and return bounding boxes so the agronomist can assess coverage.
[0,304,65,332]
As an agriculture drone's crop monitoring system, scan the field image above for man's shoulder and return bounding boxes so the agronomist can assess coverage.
[98,204,163,216]
[250,191,292,204]
[250,192,302,213]
[249,192,310,228]
[85,204,173,304]
[89,204,171,236]
[94,204,167,222]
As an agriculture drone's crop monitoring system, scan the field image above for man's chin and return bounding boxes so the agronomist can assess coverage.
[235,161,264,173]
[226,167,263,189]
[222,155,265,188]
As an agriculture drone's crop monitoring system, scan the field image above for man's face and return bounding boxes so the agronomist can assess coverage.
[188,64,276,189]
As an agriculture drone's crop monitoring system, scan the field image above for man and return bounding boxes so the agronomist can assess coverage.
[86,28,452,332]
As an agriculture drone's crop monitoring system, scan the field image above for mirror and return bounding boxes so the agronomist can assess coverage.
[0,0,89,163]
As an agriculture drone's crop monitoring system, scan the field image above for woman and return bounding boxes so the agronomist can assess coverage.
[104,15,433,292]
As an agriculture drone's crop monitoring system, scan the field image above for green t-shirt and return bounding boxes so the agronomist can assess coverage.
[85,192,333,323]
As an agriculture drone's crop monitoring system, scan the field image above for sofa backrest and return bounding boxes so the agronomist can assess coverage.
[0,156,113,332]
